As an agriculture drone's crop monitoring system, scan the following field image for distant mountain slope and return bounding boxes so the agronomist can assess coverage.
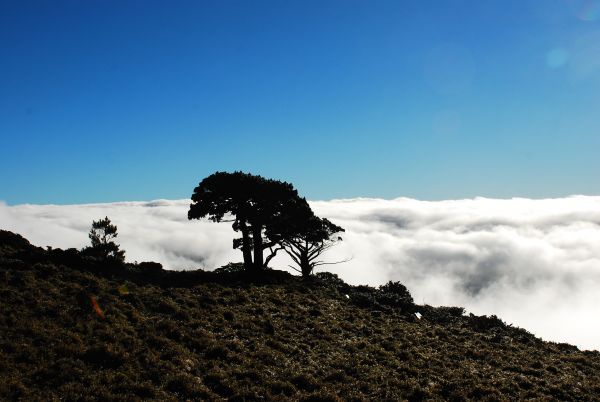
[1,230,599,401]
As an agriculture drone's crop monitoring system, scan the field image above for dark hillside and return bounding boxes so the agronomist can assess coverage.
[1,230,599,401]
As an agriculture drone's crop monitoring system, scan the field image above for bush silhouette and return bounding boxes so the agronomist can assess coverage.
[378,281,414,309]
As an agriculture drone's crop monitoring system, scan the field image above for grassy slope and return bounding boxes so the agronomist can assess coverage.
[1,230,599,401]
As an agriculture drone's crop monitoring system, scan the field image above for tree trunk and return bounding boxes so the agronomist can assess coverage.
[252,225,264,271]
[240,221,253,271]
[300,253,311,277]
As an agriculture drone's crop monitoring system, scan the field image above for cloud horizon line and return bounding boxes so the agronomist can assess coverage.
[3,192,600,207]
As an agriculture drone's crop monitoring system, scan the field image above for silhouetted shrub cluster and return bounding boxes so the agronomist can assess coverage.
[213,262,246,275]
[419,305,466,324]
[378,281,414,308]
[342,282,416,314]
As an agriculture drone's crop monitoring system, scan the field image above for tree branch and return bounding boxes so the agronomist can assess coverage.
[264,246,284,267]
[261,240,279,250]
[312,256,353,267]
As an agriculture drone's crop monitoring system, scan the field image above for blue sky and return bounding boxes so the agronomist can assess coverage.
[1,0,599,204]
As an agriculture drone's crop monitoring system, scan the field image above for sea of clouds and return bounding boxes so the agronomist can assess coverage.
[2,196,600,350]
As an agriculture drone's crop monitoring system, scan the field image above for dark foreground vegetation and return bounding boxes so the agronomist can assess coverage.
[1,230,600,401]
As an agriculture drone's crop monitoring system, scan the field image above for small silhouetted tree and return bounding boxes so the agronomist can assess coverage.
[188,171,310,272]
[269,206,346,277]
[84,216,125,262]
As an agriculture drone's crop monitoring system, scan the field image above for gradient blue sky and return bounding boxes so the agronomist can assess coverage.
[1,0,599,204]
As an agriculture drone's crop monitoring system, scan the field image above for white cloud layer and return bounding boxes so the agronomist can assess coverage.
[2,196,600,351]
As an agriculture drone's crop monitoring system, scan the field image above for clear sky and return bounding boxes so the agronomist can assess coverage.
[1,0,599,204]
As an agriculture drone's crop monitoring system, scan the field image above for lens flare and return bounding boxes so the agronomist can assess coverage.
[577,0,600,21]
[90,296,105,320]
[546,48,569,68]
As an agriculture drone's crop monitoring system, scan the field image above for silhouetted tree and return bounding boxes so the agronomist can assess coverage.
[268,206,346,277]
[188,171,310,271]
[83,216,125,262]
[288,218,345,277]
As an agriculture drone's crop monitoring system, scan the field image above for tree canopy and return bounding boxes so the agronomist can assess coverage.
[188,172,312,271]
